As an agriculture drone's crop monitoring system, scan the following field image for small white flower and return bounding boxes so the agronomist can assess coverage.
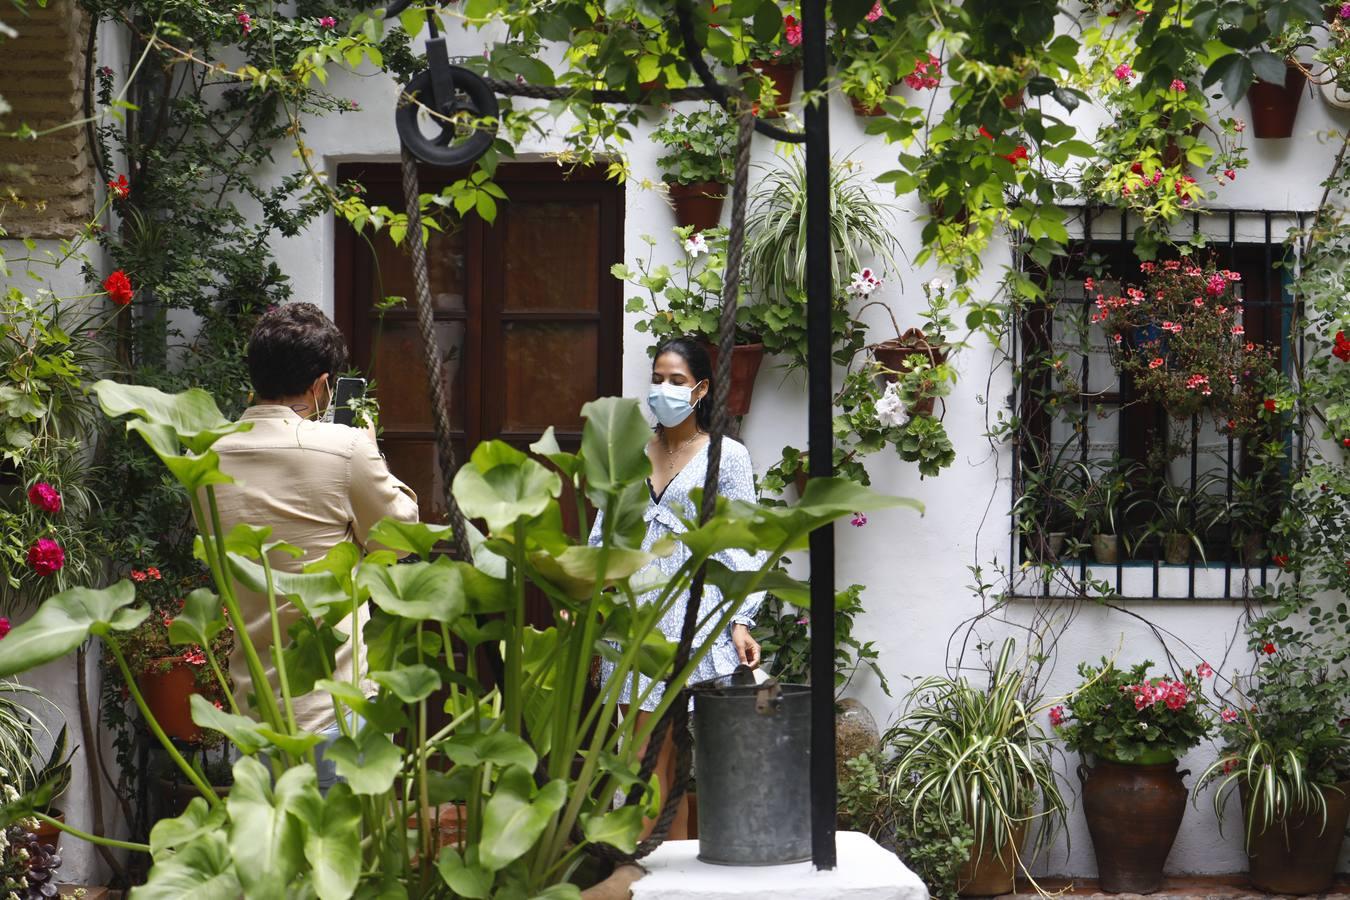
[847,268,882,298]
[926,277,947,295]
[684,233,709,257]
[875,382,910,428]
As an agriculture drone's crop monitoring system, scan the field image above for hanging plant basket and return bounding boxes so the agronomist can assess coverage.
[138,656,202,742]
[699,341,765,417]
[667,181,727,232]
[741,60,799,117]
[848,86,896,117]
[870,328,948,416]
[1247,61,1308,139]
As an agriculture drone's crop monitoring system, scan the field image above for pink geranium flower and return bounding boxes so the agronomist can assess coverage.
[27,482,62,514]
[27,539,65,576]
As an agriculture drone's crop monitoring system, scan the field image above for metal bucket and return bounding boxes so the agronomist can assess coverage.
[691,679,811,865]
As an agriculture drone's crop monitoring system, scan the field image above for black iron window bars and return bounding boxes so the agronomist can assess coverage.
[1010,207,1309,601]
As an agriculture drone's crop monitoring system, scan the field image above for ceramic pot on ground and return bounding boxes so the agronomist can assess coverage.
[1080,756,1188,893]
[1242,780,1350,895]
[1247,61,1308,139]
[138,656,202,741]
[1091,534,1120,565]
[699,341,765,417]
[741,60,799,116]
[957,822,1027,896]
[29,809,63,852]
[667,181,727,232]
[1163,533,1190,565]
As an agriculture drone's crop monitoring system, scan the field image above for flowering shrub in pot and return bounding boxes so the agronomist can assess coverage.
[739,3,803,117]
[1055,658,1213,893]
[831,2,912,116]
[653,105,736,231]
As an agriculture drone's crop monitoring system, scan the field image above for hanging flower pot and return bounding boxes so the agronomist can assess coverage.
[1002,87,1025,109]
[848,86,896,117]
[870,328,948,417]
[741,60,799,117]
[1080,757,1188,893]
[667,181,727,232]
[1247,61,1308,139]
[1242,780,1350,894]
[138,655,202,742]
[957,822,1026,896]
[699,341,765,417]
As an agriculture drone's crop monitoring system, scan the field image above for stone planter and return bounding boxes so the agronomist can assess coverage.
[1247,61,1307,139]
[1242,780,1350,895]
[667,181,726,232]
[1080,758,1188,893]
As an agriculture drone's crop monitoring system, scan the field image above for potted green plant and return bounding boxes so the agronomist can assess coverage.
[739,3,803,117]
[23,725,73,852]
[1198,634,1350,894]
[1015,441,1085,563]
[1055,658,1213,893]
[869,278,958,418]
[884,641,1066,897]
[653,104,736,232]
[1247,24,1314,138]
[1069,461,1132,565]
[1132,476,1226,566]
[613,226,766,416]
[830,2,910,116]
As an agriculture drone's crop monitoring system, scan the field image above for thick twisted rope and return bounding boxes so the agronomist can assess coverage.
[399,146,476,562]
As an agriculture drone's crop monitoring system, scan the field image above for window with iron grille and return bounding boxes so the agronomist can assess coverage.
[1010,208,1308,601]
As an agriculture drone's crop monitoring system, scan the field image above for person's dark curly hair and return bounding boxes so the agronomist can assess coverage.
[246,302,348,400]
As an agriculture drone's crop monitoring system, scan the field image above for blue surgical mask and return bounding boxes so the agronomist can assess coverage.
[647,382,701,428]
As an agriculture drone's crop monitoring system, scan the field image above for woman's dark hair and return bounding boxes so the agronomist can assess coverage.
[653,337,714,432]
[247,302,349,399]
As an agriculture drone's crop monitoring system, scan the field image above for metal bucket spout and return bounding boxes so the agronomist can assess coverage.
[691,677,811,865]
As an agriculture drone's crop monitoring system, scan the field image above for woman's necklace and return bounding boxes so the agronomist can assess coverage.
[662,431,705,459]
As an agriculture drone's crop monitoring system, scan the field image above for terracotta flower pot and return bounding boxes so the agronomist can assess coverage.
[1003,87,1025,109]
[741,60,799,117]
[699,341,765,417]
[1091,534,1120,565]
[1242,780,1350,895]
[1080,758,1188,893]
[957,821,1027,896]
[686,793,699,840]
[667,181,726,232]
[1247,61,1307,139]
[138,656,202,742]
[29,808,63,852]
[848,88,894,117]
[871,331,947,417]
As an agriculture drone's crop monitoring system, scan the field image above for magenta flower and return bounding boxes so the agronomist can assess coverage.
[318,15,336,27]
[27,538,65,576]
[1340,2,1350,17]
[783,14,802,47]
[0,618,9,640]
[850,512,868,527]
[1113,63,1133,81]
[27,482,62,514]
[1049,705,1066,728]
[1169,79,1187,92]
[236,11,253,33]
[865,1,883,22]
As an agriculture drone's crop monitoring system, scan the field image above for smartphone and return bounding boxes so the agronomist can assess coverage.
[330,376,367,427]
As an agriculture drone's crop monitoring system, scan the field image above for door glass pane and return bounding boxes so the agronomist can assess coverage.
[370,319,467,431]
[380,439,465,526]
[369,228,467,313]
[501,202,599,311]
[501,322,596,432]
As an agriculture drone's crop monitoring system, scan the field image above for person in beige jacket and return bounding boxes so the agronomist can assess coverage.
[210,302,419,789]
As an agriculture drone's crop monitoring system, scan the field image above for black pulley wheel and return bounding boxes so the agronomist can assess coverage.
[395,66,499,168]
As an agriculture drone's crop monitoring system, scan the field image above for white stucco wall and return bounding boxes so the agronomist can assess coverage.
[266,27,1350,876]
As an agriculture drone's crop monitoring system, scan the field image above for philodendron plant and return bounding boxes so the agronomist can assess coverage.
[0,381,908,899]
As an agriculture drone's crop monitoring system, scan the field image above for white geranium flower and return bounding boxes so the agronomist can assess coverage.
[875,382,909,428]
[926,277,947,295]
[847,268,881,298]
[684,233,709,257]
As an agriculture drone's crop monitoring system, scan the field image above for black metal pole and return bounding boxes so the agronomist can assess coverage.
[802,0,836,872]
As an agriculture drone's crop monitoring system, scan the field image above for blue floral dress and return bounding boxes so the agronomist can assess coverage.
[589,437,766,711]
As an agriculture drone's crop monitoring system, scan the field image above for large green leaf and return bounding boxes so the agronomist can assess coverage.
[443,731,538,772]
[435,847,493,899]
[225,758,311,900]
[579,397,651,500]
[478,768,568,872]
[322,728,404,795]
[366,518,456,560]
[530,427,580,478]
[189,695,269,755]
[148,796,228,861]
[228,553,352,621]
[702,560,810,606]
[452,440,562,533]
[294,782,362,900]
[357,558,465,623]
[580,804,643,853]
[281,620,346,697]
[316,678,407,733]
[94,380,249,453]
[370,664,441,703]
[167,588,226,648]
[133,829,241,899]
[0,582,145,677]
[526,545,652,599]
[303,541,362,594]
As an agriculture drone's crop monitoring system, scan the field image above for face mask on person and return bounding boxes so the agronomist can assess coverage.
[647,381,703,428]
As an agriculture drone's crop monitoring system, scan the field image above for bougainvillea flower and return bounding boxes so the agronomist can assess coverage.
[27,538,65,576]
[27,482,62,513]
[103,270,134,305]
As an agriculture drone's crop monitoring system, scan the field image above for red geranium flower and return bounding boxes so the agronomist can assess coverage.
[1263,398,1277,414]
[1002,145,1029,165]
[1262,642,1277,655]
[103,270,135,306]
[1334,331,1350,362]
[107,174,129,199]
[26,538,65,576]
[27,482,62,514]
[1272,554,1289,568]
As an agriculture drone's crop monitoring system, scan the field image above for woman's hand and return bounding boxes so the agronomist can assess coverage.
[731,623,761,669]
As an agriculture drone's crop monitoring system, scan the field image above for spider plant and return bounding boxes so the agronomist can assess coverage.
[882,640,1066,878]
[0,681,45,789]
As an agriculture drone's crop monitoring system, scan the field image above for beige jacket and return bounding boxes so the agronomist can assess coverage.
[209,405,420,732]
